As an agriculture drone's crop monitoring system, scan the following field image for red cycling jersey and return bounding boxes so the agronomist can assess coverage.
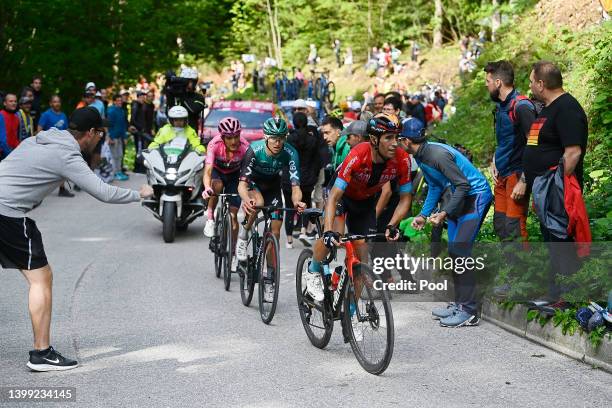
[333,142,412,200]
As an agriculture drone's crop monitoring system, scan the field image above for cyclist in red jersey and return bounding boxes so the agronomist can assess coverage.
[305,113,413,301]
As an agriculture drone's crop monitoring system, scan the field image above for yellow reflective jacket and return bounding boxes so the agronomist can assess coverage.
[149,124,206,154]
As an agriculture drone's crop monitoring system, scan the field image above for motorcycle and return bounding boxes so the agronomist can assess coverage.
[141,137,205,243]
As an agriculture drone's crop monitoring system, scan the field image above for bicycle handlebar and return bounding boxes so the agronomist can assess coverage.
[323,233,388,264]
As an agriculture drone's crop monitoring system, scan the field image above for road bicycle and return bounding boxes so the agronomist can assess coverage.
[208,193,240,291]
[238,205,295,324]
[295,209,394,375]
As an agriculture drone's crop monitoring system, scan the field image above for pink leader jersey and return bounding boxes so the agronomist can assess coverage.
[205,135,251,174]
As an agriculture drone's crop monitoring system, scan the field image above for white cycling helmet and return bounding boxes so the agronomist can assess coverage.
[179,67,198,80]
[168,105,188,119]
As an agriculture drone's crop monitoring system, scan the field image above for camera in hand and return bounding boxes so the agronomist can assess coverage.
[164,71,190,98]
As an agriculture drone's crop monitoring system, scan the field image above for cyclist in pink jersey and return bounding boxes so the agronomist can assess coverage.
[202,117,250,244]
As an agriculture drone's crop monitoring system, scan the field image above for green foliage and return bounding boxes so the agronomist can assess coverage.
[0,0,233,110]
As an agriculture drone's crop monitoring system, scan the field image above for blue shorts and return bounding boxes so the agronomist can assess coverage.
[447,191,492,257]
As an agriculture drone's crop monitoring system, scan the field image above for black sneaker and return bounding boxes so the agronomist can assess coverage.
[27,346,78,372]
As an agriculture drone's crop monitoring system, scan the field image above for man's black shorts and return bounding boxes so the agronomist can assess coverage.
[336,195,377,235]
[249,179,283,220]
[0,214,48,270]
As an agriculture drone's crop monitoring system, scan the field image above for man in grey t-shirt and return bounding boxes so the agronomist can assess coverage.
[0,107,153,372]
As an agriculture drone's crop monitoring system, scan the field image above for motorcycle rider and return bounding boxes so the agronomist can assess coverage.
[148,106,205,154]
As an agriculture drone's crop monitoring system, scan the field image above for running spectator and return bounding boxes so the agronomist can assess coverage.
[17,97,34,141]
[38,95,68,132]
[484,61,536,243]
[524,60,589,306]
[30,76,43,128]
[107,94,129,181]
[1,94,20,153]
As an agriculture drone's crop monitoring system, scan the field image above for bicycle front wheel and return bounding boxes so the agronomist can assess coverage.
[222,210,233,291]
[295,249,333,348]
[213,218,222,279]
[258,232,280,324]
[343,264,394,375]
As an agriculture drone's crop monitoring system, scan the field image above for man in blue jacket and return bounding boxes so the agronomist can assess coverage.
[107,94,129,180]
[403,119,493,327]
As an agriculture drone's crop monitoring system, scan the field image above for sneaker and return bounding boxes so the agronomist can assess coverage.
[432,303,457,320]
[231,256,238,272]
[236,237,248,261]
[298,233,312,247]
[27,346,78,372]
[285,241,293,249]
[114,172,129,181]
[120,172,130,180]
[204,219,215,238]
[304,271,325,302]
[58,188,75,198]
[439,309,479,328]
[264,281,275,302]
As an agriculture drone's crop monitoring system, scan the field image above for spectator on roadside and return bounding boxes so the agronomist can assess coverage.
[383,96,403,119]
[76,91,95,110]
[107,94,129,181]
[0,94,20,154]
[307,44,318,68]
[92,91,106,118]
[406,94,426,125]
[17,97,34,141]
[38,95,68,133]
[344,47,354,76]
[484,61,536,244]
[524,60,589,307]
[99,88,109,112]
[433,90,447,118]
[411,41,420,63]
[333,39,341,68]
[391,44,402,73]
[129,90,149,173]
[373,94,386,114]
[30,76,43,128]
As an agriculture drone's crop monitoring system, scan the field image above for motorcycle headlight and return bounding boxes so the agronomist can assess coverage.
[166,173,177,181]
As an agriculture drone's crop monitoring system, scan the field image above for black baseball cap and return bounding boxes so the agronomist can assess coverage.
[69,107,108,131]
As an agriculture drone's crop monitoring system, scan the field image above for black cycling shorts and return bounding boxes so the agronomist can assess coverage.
[212,168,240,208]
[249,181,283,220]
[0,214,48,270]
[336,195,377,235]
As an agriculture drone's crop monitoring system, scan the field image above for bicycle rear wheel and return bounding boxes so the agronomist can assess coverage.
[296,249,333,348]
[326,81,336,103]
[222,210,233,291]
[258,232,280,324]
[343,264,394,375]
[213,218,222,279]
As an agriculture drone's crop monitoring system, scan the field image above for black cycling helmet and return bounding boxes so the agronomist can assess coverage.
[367,113,402,137]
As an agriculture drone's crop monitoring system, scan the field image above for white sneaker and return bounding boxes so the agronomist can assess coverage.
[264,282,275,302]
[204,219,215,237]
[285,241,293,249]
[236,237,248,261]
[231,256,238,271]
[305,271,325,302]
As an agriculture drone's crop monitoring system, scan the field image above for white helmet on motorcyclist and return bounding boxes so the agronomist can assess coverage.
[179,67,198,80]
[168,105,188,128]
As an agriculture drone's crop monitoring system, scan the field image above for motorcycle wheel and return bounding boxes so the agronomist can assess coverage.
[162,201,177,243]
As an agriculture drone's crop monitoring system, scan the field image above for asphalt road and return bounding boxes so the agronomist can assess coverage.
[1,175,610,407]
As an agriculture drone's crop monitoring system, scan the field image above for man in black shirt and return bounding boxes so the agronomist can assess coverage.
[523,60,588,306]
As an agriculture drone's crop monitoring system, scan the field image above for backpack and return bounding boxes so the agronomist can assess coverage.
[508,94,538,124]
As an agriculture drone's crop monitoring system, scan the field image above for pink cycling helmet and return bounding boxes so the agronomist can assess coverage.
[218,117,241,137]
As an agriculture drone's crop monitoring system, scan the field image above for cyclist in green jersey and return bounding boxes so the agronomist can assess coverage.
[236,117,306,261]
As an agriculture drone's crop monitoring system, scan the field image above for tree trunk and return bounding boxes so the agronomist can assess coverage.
[274,0,282,68]
[492,0,501,42]
[265,0,281,67]
[367,0,373,40]
[433,0,443,48]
